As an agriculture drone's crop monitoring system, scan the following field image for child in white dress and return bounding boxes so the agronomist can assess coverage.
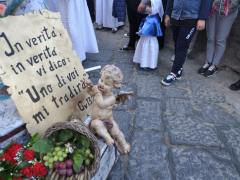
[133,0,163,69]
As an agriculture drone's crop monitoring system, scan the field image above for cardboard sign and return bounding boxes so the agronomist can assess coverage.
[0,10,93,135]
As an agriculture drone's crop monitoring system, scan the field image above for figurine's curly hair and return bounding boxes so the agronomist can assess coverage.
[100,65,123,88]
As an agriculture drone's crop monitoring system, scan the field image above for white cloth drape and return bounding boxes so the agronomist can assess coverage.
[46,0,99,61]
[133,37,159,69]
[96,0,123,28]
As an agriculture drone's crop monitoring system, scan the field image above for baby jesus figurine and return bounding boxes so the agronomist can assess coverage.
[86,65,133,154]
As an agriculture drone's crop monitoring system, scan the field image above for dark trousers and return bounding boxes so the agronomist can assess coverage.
[158,18,166,50]
[126,2,146,47]
[87,0,95,22]
[171,25,196,74]
[157,0,167,49]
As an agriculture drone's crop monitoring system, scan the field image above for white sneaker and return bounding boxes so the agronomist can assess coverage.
[124,33,130,38]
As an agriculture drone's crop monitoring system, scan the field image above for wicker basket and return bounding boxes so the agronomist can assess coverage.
[44,120,100,179]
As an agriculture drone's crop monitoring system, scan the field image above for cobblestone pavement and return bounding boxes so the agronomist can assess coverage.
[83,26,240,180]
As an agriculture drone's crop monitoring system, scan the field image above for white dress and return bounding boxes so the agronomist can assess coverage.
[96,0,124,28]
[133,37,159,69]
[45,0,99,61]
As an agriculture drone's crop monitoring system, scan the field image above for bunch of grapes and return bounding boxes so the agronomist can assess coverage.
[43,146,68,168]
[84,148,94,166]
[54,160,73,176]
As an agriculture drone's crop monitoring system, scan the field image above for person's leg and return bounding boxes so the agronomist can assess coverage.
[172,25,180,54]
[158,19,165,50]
[212,10,238,66]
[171,26,196,74]
[158,0,167,50]
[124,3,136,48]
[203,10,238,77]
[128,12,145,48]
[169,25,180,62]
[206,13,217,64]
[123,1,145,49]
[188,31,198,54]
[170,28,197,62]
[198,15,216,75]
[162,26,196,86]
[95,0,103,28]
[86,0,95,22]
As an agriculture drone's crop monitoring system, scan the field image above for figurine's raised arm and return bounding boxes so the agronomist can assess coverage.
[94,92,116,108]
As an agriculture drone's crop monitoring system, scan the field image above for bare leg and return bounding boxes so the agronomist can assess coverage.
[90,119,114,145]
[109,119,130,154]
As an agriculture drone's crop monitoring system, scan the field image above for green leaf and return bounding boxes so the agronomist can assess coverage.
[0,171,12,180]
[48,132,58,142]
[57,130,73,142]
[32,139,53,153]
[79,136,90,148]
[28,133,41,146]
[72,150,84,172]
[16,161,31,170]
[75,134,91,149]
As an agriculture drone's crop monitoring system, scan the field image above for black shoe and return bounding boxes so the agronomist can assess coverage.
[120,45,135,51]
[176,68,183,80]
[95,25,103,30]
[229,80,240,91]
[198,63,211,75]
[204,65,217,77]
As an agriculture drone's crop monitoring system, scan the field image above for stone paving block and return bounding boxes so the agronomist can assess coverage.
[129,130,171,180]
[164,87,190,99]
[171,147,240,180]
[113,110,134,142]
[85,49,114,62]
[136,74,163,99]
[107,157,125,180]
[136,66,161,76]
[113,63,135,83]
[96,30,125,51]
[165,115,223,147]
[189,79,226,104]
[223,128,240,165]
[165,98,194,117]
[199,105,240,127]
[112,51,135,63]
[136,100,163,131]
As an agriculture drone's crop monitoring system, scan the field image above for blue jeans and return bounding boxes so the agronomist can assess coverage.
[171,25,196,74]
